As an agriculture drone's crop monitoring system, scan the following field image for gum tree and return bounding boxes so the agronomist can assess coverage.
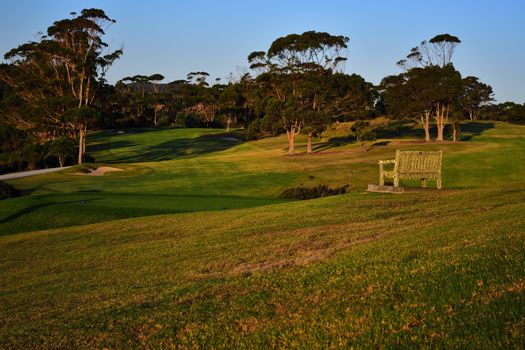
[0,9,122,164]
[247,31,349,155]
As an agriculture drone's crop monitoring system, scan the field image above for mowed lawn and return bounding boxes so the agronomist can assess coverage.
[1,122,525,348]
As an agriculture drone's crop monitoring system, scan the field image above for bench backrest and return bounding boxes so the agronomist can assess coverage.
[395,150,442,179]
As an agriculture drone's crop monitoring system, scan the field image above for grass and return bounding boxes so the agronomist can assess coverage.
[0,121,524,348]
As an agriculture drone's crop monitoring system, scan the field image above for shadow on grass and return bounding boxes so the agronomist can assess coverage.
[315,121,496,152]
[314,135,356,152]
[458,122,495,141]
[87,140,137,154]
[0,197,103,225]
[88,130,245,163]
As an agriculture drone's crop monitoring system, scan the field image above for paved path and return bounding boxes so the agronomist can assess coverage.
[0,166,72,181]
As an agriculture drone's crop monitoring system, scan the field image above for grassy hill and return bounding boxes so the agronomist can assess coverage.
[1,122,524,348]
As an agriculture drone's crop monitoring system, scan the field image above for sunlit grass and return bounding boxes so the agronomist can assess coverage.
[0,121,524,347]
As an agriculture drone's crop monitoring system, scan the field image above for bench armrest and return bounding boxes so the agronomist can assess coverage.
[378,159,395,165]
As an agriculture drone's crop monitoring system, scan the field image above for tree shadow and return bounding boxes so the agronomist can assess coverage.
[458,122,495,141]
[314,120,496,152]
[0,197,103,225]
[371,120,428,139]
[87,140,138,154]
[314,135,356,152]
[92,132,245,163]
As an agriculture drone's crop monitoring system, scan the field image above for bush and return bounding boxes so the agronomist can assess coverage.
[246,119,261,140]
[351,120,377,142]
[279,184,349,200]
[84,154,96,163]
[0,181,21,200]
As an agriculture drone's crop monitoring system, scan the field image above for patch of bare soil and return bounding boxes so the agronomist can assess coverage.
[74,166,124,176]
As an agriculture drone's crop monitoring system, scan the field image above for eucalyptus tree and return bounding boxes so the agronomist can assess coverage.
[187,72,210,87]
[431,65,462,141]
[381,71,433,142]
[218,83,246,132]
[247,31,349,155]
[397,34,461,70]
[381,65,462,142]
[148,74,165,126]
[461,76,494,121]
[0,9,122,164]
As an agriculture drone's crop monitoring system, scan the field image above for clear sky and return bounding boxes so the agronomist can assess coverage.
[1,0,524,102]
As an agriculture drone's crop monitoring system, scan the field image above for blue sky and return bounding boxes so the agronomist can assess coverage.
[1,0,524,102]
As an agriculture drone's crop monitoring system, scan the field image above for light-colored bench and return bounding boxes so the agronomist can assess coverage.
[378,150,442,189]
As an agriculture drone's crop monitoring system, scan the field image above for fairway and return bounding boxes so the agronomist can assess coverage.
[1,122,525,348]
[2,2,525,348]
[2,122,524,236]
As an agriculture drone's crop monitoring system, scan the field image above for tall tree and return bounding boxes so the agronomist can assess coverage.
[247,31,349,155]
[397,34,461,70]
[381,65,462,142]
[0,9,122,164]
[218,83,245,132]
[461,76,494,121]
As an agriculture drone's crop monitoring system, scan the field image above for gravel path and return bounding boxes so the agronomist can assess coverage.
[0,167,72,181]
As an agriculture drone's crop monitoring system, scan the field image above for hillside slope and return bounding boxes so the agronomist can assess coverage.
[1,122,524,348]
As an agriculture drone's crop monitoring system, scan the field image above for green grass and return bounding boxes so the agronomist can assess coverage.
[1,121,525,348]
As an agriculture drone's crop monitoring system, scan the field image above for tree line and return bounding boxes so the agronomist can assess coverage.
[1,9,524,173]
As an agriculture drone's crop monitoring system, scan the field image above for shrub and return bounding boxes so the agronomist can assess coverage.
[83,154,95,163]
[351,120,377,142]
[0,181,21,200]
[279,184,349,200]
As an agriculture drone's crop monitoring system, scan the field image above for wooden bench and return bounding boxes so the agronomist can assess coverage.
[378,150,443,189]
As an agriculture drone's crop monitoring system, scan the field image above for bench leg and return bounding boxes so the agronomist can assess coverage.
[421,178,427,188]
[436,177,442,189]
[394,176,399,187]
[379,164,384,186]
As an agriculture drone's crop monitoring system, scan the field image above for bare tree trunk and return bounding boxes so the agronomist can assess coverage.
[78,126,86,164]
[59,156,64,168]
[435,103,447,142]
[421,111,431,142]
[436,122,444,141]
[82,125,86,154]
[286,129,297,156]
[226,116,231,132]
[306,133,313,153]
[452,122,457,142]
[78,128,84,164]
[153,110,158,127]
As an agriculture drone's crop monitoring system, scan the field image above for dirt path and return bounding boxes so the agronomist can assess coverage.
[0,167,72,181]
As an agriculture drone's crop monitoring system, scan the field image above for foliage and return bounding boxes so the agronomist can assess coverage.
[461,76,494,120]
[47,136,77,167]
[0,8,121,165]
[0,181,21,200]
[397,33,461,70]
[481,102,525,124]
[351,120,377,142]
[246,31,376,154]
[278,183,349,199]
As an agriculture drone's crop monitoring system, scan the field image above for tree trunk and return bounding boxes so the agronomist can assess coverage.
[421,111,431,142]
[59,156,64,168]
[82,126,86,154]
[306,133,313,153]
[226,117,231,132]
[78,128,84,165]
[436,121,445,142]
[435,103,447,142]
[286,129,297,156]
[153,110,158,127]
[436,121,444,141]
[452,122,457,142]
